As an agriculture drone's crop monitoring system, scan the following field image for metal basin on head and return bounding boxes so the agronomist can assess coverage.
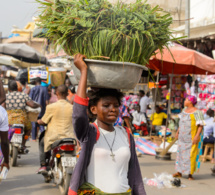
[70,59,147,89]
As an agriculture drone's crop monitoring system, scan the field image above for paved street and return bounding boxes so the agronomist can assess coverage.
[1,140,215,195]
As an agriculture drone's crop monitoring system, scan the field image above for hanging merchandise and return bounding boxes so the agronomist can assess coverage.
[160,74,186,113]
[197,75,215,113]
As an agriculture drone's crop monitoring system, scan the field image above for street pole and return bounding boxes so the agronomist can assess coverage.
[185,0,190,38]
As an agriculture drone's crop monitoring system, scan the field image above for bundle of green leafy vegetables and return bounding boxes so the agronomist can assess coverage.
[37,0,175,65]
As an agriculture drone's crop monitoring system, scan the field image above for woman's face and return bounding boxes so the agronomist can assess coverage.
[184,98,192,107]
[91,96,120,125]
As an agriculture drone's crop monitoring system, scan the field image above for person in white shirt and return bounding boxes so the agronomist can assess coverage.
[139,90,150,119]
[132,105,148,136]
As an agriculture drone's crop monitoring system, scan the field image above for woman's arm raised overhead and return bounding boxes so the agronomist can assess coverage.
[72,54,91,142]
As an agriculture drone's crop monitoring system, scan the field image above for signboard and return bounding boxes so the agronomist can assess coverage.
[28,67,49,83]
[29,70,48,80]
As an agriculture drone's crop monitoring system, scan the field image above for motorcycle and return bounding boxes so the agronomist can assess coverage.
[42,138,77,195]
[10,124,28,167]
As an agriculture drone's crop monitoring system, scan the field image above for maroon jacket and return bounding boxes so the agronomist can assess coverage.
[69,95,146,195]
[0,80,6,105]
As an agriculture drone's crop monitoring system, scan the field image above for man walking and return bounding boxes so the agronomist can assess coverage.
[29,78,49,141]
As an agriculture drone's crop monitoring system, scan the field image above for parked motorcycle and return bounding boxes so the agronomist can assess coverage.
[10,124,28,166]
[42,138,77,195]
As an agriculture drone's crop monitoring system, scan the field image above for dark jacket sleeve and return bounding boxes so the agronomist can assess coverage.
[72,95,90,142]
[0,80,6,105]
[29,87,34,99]
[129,135,146,195]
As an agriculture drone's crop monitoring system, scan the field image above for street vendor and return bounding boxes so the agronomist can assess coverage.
[132,104,148,136]
[173,95,205,180]
[68,54,146,195]
[150,105,167,135]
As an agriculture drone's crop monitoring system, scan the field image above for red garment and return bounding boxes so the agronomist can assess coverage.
[16,81,22,92]
[133,123,148,136]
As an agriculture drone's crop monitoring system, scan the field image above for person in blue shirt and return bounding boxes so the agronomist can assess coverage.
[203,109,215,163]
[29,77,49,141]
[203,109,215,143]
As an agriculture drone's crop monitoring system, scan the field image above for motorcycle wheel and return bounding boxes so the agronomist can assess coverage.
[58,162,71,195]
[11,146,18,167]
[44,176,52,183]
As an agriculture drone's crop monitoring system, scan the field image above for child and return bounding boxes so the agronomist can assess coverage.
[68,54,146,195]
[132,105,148,136]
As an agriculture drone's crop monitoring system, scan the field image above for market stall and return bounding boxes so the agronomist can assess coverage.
[147,43,215,158]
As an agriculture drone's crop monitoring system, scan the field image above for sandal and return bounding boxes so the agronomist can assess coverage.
[173,172,182,178]
[188,174,194,180]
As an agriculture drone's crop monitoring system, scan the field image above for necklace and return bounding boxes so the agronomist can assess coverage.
[100,128,117,161]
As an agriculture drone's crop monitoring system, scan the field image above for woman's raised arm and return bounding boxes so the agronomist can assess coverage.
[72,54,90,142]
[74,54,87,99]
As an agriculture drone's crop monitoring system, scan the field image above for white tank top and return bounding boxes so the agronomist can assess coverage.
[86,126,131,193]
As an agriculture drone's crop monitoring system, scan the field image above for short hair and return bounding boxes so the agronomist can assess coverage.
[88,88,123,117]
[8,80,18,91]
[139,90,145,95]
[155,105,161,110]
[19,78,27,85]
[56,85,68,97]
[206,109,214,118]
[35,77,41,84]
[70,86,76,94]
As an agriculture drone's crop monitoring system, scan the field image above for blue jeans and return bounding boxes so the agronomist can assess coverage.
[31,121,45,140]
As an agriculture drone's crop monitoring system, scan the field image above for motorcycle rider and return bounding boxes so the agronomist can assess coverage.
[5,80,41,150]
[37,84,75,173]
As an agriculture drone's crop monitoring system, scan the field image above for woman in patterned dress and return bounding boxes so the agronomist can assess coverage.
[173,95,205,180]
[5,80,40,148]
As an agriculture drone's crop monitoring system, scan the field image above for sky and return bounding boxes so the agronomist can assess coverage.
[0,0,39,37]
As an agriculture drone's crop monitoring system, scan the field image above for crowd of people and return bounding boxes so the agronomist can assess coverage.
[0,54,214,194]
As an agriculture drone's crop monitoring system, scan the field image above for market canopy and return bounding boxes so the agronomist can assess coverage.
[0,56,46,68]
[0,43,50,65]
[0,56,19,68]
[148,43,215,75]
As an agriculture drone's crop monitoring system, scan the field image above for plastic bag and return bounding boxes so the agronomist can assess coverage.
[144,172,179,189]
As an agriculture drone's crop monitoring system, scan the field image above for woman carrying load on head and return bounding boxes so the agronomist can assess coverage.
[173,95,205,180]
[68,54,146,195]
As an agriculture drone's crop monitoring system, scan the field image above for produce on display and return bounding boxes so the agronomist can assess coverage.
[37,0,175,66]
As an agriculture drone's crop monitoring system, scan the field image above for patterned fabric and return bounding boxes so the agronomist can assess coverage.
[176,110,204,175]
[114,105,130,126]
[78,182,132,195]
[122,95,139,114]
[187,95,197,105]
[6,91,31,110]
[7,109,32,132]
